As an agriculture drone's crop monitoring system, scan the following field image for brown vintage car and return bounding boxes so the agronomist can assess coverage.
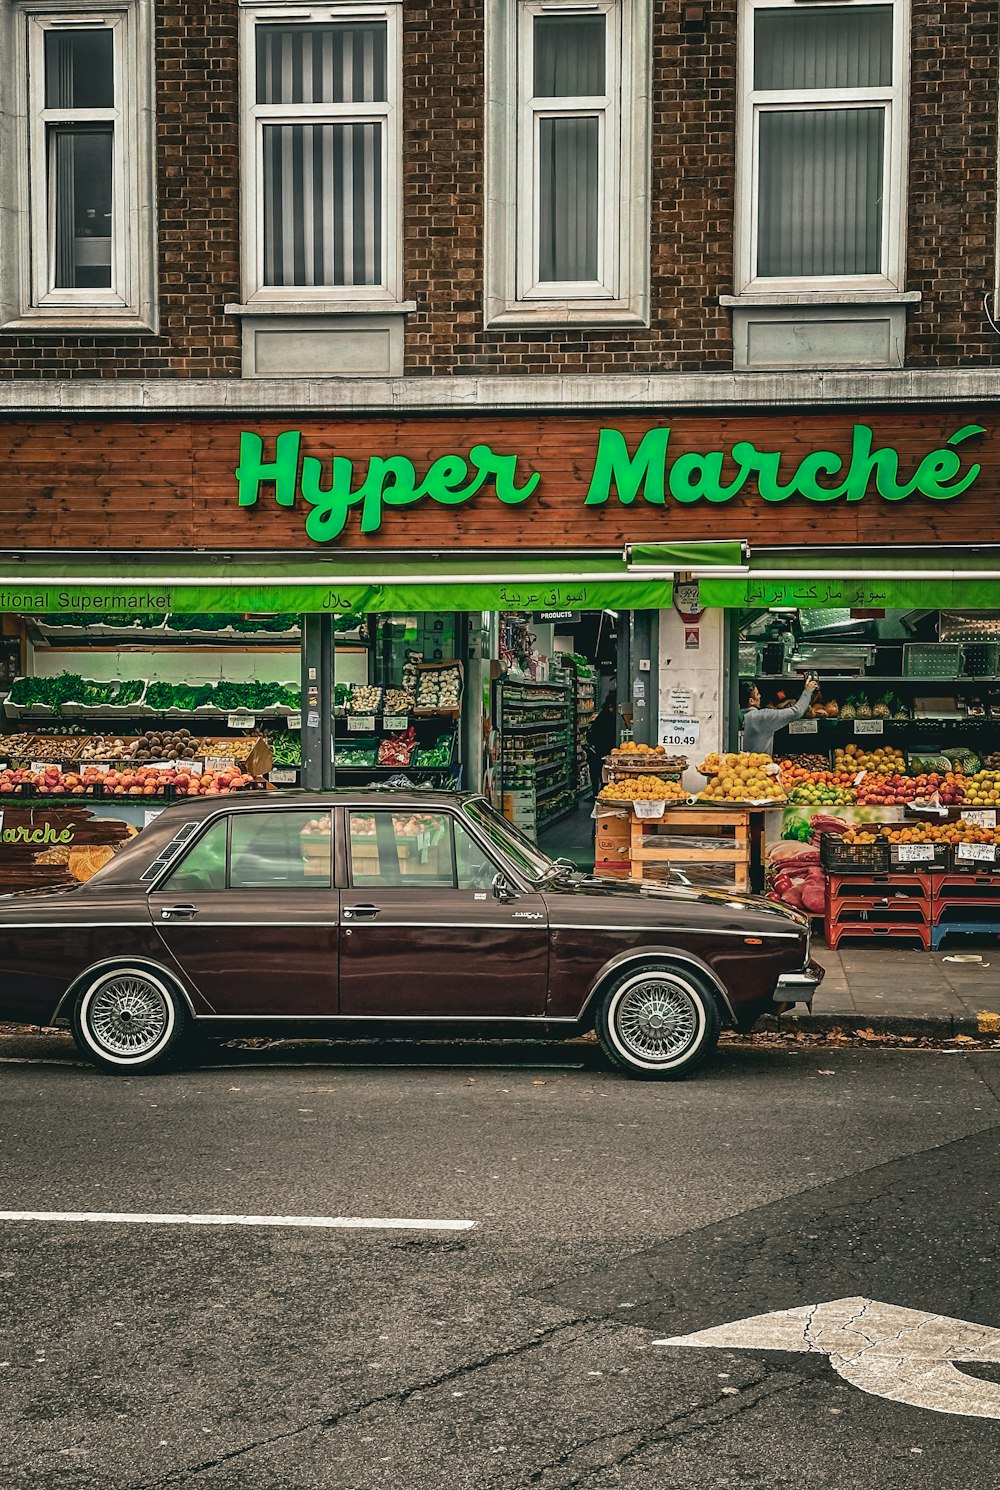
[0,790,823,1078]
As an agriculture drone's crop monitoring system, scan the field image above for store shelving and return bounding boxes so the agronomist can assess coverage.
[498,678,575,837]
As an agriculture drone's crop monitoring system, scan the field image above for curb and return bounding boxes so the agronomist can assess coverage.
[758,1011,990,1040]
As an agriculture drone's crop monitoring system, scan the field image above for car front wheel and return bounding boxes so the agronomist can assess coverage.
[596,964,721,1079]
[71,967,189,1074]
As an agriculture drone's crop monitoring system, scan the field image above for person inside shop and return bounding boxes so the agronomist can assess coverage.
[586,690,619,799]
[741,676,819,756]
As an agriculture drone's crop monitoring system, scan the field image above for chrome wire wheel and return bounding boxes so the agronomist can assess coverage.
[598,965,718,1078]
[614,977,699,1063]
[75,967,183,1071]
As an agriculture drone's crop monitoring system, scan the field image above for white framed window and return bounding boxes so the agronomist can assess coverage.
[736,0,909,294]
[485,0,650,328]
[239,1,402,305]
[0,0,156,331]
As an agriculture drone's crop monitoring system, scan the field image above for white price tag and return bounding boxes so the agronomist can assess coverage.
[205,756,237,773]
[270,767,297,784]
[962,809,998,828]
[227,713,256,730]
[90,762,110,775]
[854,719,884,735]
[788,719,819,735]
[174,758,203,775]
[633,800,667,819]
[347,715,376,733]
[658,716,700,748]
[30,761,50,774]
[896,843,935,863]
[287,713,302,731]
[957,840,998,863]
[383,715,408,732]
[143,808,164,827]
[666,688,694,715]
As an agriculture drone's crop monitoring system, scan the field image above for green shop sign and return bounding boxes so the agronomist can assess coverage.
[234,423,986,539]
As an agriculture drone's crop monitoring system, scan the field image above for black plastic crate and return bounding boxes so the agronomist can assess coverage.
[820,835,890,875]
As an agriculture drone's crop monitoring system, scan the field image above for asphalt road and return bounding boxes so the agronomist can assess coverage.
[2,1034,1000,1489]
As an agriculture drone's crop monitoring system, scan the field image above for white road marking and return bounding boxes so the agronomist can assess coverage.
[0,1211,475,1232]
[655,1296,1000,1421]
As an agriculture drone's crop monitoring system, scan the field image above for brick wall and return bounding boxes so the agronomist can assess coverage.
[0,0,995,380]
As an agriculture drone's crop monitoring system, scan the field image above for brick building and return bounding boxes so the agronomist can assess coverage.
[0,0,998,802]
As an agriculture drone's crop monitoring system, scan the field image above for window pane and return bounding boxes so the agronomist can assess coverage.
[263,121,382,286]
[45,28,114,109]
[50,127,113,289]
[349,812,455,887]
[538,116,599,281]
[256,22,387,104]
[230,810,331,888]
[757,107,884,277]
[754,6,893,90]
[533,15,606,97]
[454,823,497,891]
[167,819,228,894]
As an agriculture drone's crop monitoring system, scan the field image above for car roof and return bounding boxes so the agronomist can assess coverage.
[153,788,484,818]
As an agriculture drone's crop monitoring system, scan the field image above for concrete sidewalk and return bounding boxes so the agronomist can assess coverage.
[793,941,1000,1039]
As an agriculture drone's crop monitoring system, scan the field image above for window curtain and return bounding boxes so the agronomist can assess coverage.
[754,6,893,90]
[257,23,387,288]
[533,16,605,283]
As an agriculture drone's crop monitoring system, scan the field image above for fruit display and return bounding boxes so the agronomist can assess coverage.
[780,753,830,772]
[597,776,689,803]
[129,727,196,762]
[0,763,261,796]
[959,770,1000,805]
[347,684,382,714]
[984,754,1000,772]
[607,744,688,772]
[785,779,855,806]
[415,664,462,712]
[696,753,786,803]
[842,820,1000,849]
[834,744,907,775]
[853,772,923,805]
[78,736,131,761]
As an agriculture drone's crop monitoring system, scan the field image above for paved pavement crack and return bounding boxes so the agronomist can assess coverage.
[128,1317,588,1490]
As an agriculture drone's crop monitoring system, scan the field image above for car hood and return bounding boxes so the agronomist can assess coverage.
[543,871,809,928]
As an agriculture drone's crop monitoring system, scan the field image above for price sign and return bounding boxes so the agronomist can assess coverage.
[347,715,376,733]
[634,800,667,819]
[854,719,884,735]
[174,758,203,775]
[205,756,237,773]
[896,843,935,863]
[658,716,700,748]
[287,713,302,731]
[90,762,110,775]
[30,761,50,774]
[383,715,408,732]
[143,808,164,827]
[228,713,256,730]
[957,841,998,863]
[788,720,819,735]
[666,688,694,715]
[270,767,297,784]
[962,809,998,828]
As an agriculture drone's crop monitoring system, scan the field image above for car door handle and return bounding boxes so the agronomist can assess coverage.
[160,904,199,921]
[343,904,380,920]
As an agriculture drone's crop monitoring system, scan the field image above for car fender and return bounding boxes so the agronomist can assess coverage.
[49,955,201,1026]
[577,945,737,1027]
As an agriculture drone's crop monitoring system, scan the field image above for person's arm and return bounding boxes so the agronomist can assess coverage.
[784,683,816,724]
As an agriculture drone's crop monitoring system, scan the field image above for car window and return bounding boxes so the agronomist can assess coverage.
[230,810,332,889]
[454,820,498,890]
[349,811,456,888]
[164,818,229,893]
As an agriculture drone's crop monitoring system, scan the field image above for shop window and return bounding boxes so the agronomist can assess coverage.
[737,1,908,293]
[484,0,651,328]
[240,2,402,305]
[0,2,157,332]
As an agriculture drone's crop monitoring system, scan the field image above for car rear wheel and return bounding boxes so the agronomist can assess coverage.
[71,967,189,1075]
[596,964,721,1079]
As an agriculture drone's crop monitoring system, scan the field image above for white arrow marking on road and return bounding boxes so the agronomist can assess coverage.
[654,1297,1000,1421]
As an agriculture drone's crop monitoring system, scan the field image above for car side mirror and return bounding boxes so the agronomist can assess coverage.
[492,871,515,904]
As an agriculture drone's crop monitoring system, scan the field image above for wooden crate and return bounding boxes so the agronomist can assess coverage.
[629,807,751,891]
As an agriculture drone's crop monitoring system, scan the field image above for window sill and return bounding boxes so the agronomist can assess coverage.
[721,291,922,307]
[225,300,416,317]
[486,303,649,330]
[0,312,157,336]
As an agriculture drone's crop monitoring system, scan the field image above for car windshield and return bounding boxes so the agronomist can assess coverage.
[461,797,558,883]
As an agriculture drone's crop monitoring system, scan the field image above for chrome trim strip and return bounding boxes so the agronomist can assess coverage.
[193,1013,577,1023]
[550,923,802,939]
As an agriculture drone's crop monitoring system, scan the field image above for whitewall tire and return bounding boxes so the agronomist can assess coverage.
[596,964,721,1080]
[71,966,189,1074]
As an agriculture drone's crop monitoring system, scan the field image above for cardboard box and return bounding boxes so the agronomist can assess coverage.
[595,807,631,867]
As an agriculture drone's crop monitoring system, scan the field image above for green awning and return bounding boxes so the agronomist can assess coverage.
[0,555,676,615]
[625,541,748,570]
[701,551,1000,610]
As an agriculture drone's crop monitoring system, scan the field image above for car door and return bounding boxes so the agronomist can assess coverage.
[339,807,548,1017]
[148,807,338,1016]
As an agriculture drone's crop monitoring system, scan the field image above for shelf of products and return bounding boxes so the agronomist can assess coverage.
[497,678,574,838]
[559,652,598,801]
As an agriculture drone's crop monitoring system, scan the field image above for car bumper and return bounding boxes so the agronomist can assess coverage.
[771,958,826,1011]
